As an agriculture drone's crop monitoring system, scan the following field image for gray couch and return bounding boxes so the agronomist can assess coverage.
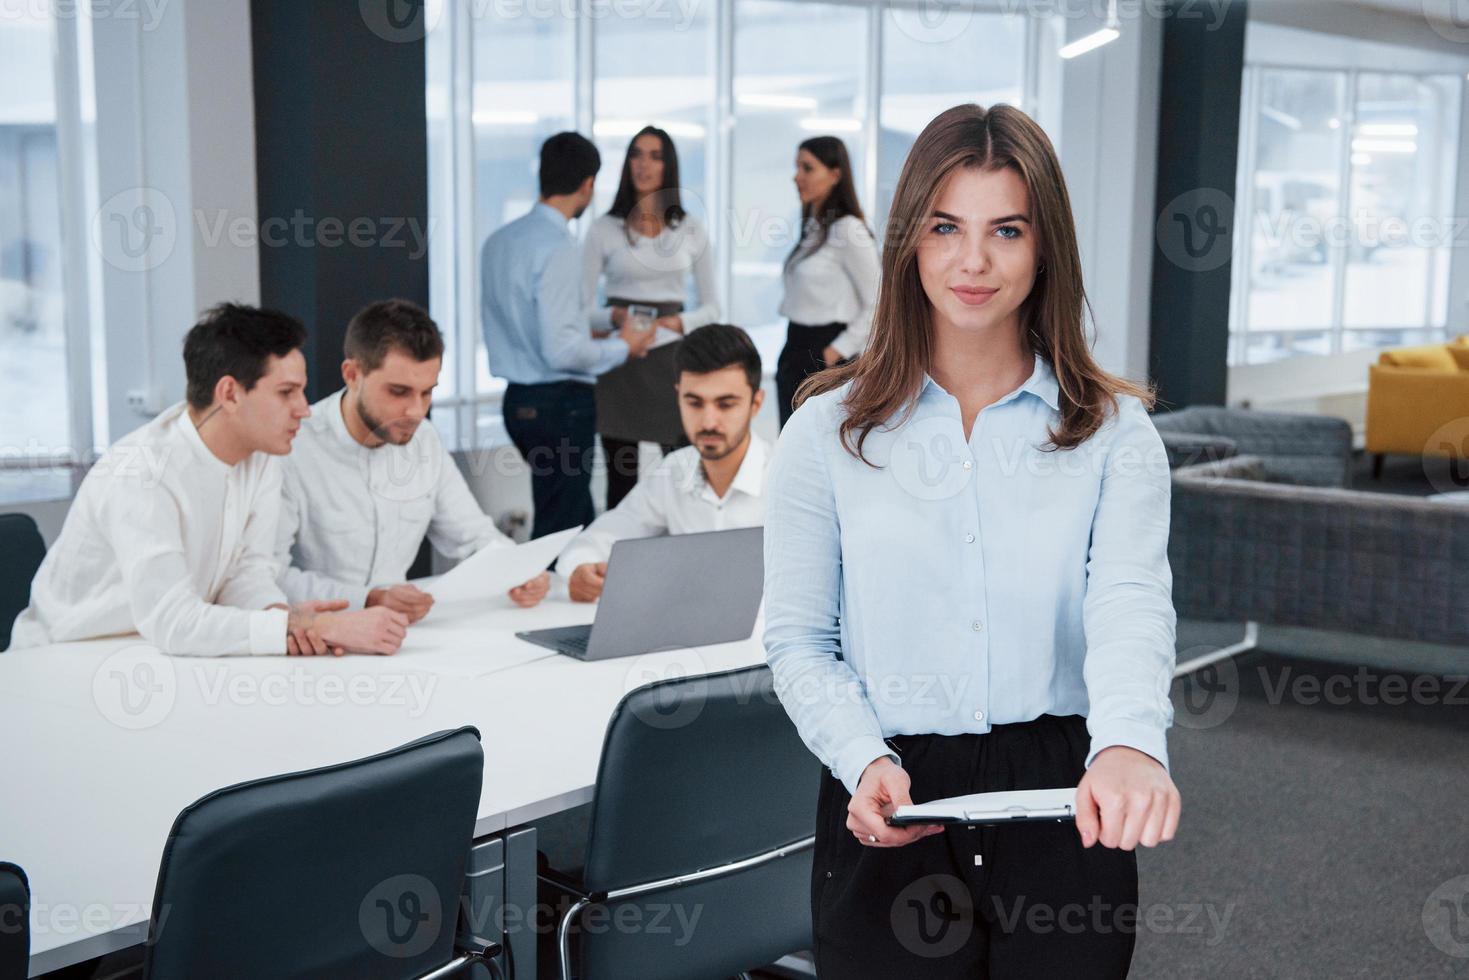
[1152,405,1354,488]
[1169,454,1469,647]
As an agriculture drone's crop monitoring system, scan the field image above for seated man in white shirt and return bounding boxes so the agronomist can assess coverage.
[559,324,768,602]
[276,299,550,621]
[11,304,407,657]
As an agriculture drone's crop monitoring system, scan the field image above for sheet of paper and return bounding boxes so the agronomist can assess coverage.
[417,526,582,604]
[891,787,1076,824]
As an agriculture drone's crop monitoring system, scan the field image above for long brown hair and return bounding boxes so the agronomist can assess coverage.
[796,104,1154,464]
[608,125,685,243]
[785,135,868,269]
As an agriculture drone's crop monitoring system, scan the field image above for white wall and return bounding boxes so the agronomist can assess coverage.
[1055,8,1164,384]
[90,0,261,435]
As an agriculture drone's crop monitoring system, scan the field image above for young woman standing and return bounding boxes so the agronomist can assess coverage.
[764,104,1180,978]
[775,135,880,429]
[583,125,718,507]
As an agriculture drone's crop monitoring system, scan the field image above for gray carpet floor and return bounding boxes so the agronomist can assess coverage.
[1131,625,1469,979]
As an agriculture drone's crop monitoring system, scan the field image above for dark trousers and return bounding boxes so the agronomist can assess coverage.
[812,715,1139,979]
[600,435,688,510]
[503,381,597,539]
[777,320,848,429]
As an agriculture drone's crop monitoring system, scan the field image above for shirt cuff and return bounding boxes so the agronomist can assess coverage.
[829,331,860,361]
[249,607,290,656]
[834,734,901,796]
[1086,720,1170,772]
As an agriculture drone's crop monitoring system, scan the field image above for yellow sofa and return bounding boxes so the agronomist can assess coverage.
[1365,335,1469,470]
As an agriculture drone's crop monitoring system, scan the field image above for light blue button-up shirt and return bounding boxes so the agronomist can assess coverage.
[480,203,629,385]
[763,353,1176,794]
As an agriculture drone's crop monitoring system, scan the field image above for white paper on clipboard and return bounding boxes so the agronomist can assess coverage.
[888,787,1077,826]
[416,525,582,604]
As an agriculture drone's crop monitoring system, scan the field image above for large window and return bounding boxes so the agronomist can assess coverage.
[1229,65,1462,365]
[0,10,67,458]
[428,0,1037,449]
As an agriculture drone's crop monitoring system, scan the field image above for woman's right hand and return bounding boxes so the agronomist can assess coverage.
[847,757,945,847]
[609,306,628,328]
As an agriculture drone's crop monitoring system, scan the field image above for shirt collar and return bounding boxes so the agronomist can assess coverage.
[533,201,570,232]
[920,352,1060,412]
[171,402,232,474]
[677,432,770,501]
[324,388,364,451]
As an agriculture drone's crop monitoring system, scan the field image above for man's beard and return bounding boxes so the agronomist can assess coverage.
[695,422,749,461]
[356,395,412,445]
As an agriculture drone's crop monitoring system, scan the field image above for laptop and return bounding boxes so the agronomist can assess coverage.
[516,527,764,661]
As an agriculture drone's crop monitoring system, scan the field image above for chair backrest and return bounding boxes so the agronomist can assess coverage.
[0,514,46,652]
[143,727,484,980]
[578,664,820,980]
[0,862,28,980]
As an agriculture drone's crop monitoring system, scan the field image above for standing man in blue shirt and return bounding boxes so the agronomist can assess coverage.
[481,132,657,537]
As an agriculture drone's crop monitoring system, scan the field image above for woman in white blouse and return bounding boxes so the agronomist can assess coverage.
[776,135,880,428]
[583,125,718,507]
[764,104,1179,977]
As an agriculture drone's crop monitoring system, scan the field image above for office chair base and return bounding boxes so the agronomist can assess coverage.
[1173,621,1259,678]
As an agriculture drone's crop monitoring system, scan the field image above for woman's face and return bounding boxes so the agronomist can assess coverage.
[794,149,840,207]
[628,133,665,196]
[915,166,1039,341]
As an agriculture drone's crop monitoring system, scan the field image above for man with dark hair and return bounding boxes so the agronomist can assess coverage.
[12,304,408,656]
[481,131,657,538]
[557,324,769,602]
[275,299,549,621]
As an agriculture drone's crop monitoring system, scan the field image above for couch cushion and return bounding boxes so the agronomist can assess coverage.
[1448,344,1469,371]
[1378,343,1458,371]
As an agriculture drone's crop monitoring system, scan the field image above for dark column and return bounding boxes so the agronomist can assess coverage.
[251,0,430,402]
[1148,0,1248,409]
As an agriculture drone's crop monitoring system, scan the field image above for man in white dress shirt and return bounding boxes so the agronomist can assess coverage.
[11,305,408,656]
[559,324,769,602]
[276,300,550,621]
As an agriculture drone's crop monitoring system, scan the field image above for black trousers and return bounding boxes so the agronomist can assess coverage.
[600,435,688,510]
[777,320,847,429]
[812,715,1138,979]
[502,380,597,539]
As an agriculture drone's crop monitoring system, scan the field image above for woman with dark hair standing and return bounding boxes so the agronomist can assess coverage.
[764,104,1179,978]
[583,125,718,507]
[775,135,880,428]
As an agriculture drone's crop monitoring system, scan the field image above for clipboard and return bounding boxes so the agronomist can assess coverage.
[887,787,1077,827]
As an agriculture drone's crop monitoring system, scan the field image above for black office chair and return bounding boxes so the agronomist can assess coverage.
[142,727,498,980]
[0,862,28,980]
[0,513,46,651]
[539,665,820,980]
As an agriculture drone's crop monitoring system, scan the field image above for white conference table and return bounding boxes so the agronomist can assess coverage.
[0,581,767,976]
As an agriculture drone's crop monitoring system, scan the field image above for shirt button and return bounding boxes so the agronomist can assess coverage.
[964,533,975,543]
[971,620,984,632]
[962,460,973,470]
[973,710,986,722]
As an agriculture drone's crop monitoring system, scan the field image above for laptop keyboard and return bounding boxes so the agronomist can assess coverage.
[559,632,590,655]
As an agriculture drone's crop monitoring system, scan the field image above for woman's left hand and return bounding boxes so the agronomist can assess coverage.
[654,314,684,335]
[1074,746,1180,850]
[821,345,843,367]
